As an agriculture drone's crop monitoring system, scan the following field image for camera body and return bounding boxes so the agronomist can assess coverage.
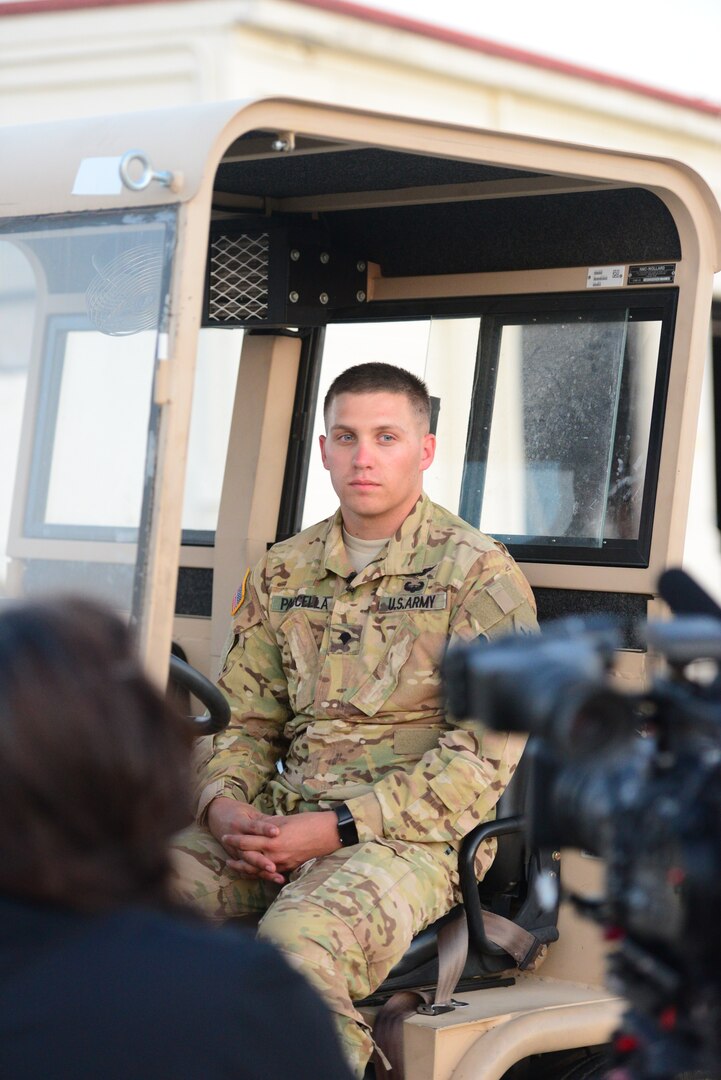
[445,603,721,1079]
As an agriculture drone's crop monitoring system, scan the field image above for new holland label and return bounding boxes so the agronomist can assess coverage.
[628,263,676,285]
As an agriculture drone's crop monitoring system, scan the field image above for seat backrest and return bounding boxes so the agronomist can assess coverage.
[374,740,558,996]
[476,750,529,897]
[461,737,560,975]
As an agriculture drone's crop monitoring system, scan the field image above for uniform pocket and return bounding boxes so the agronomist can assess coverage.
[428,759,478,814]
[219,586,263,679]
[347,616,420,717]
[280,611,321,713]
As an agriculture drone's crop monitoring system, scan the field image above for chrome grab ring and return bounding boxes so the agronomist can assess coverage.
[119,150,177,192]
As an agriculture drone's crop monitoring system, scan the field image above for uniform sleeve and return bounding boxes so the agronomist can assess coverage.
[345,552,536,846]
[193,566,291,822]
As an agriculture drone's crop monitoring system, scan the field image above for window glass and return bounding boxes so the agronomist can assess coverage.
[181,327,243,536]
[0,211,175,610]
[299,298,668,568]
[38,325,155,534]
[301,318,478,529]
[476,315,628,544]
[604,319,660,541]
[461,305,665,562]
[0,240,33,594]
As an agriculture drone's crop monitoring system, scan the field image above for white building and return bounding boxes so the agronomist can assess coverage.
[2,0,721,597]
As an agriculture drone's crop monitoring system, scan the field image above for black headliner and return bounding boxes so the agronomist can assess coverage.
[215,146,540,198]
[327,188,680,275]
[213,144,680,276]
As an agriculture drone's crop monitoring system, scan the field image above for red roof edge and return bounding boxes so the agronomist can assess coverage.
[296,0,721,117]
[1,0,720,118]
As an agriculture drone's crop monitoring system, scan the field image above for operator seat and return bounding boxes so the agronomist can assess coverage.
[361,743,559,1066]
[175,653,560,1072]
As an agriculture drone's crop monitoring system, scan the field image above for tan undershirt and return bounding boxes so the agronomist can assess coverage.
[342,528,391,573]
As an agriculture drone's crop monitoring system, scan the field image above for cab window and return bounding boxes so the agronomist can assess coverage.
[298,290,674,569]
[301,317,479,527]
[463,294,673,567]
[181,327,243,543]
[0,209,175,611]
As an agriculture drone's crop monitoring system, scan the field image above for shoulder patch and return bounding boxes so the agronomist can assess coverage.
[486,579,517,615]
[231,569,251,616]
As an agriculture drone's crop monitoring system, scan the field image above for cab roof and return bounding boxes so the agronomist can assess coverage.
[0,95,719,274]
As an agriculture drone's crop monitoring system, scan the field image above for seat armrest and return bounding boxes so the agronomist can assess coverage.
[459,814,525,958]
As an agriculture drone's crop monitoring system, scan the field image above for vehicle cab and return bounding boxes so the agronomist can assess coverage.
[1,97,719,1079]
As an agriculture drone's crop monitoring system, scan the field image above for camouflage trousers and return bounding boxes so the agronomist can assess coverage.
[172,823,459,1077]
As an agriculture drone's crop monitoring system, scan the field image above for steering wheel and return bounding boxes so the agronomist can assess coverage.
[168,654,230,736]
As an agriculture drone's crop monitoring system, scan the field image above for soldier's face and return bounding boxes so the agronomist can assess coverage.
[319,391,435,539]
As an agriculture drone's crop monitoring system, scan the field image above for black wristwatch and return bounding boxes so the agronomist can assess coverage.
[333,803,359,847]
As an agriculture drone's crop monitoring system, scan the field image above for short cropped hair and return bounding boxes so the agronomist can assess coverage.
[0,597,191,911]
[323,362,431,430]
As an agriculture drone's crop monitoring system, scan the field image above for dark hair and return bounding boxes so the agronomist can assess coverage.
[0,597,191,911]
[323,362,431,429]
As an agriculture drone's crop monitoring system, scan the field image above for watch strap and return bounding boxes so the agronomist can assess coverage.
[334,803,359,847]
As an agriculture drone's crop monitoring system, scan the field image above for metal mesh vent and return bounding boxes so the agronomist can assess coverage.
[208,232,270,322]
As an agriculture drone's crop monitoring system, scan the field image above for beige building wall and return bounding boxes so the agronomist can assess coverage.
[2,0,721,596]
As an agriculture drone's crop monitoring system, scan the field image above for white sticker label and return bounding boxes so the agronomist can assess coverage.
[72,157,123,196]
[586,265,626,289]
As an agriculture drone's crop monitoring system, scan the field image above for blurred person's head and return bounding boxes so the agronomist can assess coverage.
[0,597,191,911]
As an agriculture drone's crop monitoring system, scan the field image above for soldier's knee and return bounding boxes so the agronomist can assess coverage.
[259,904,375,1075]
[260,901,324,950]
[170,825,269,919]
[169,840,225,918]
[259,900,370,998]
[259,902,342,969]
[171,822,225,881]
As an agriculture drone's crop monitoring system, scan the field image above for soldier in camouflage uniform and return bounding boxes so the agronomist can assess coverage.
[173,363,537,1077]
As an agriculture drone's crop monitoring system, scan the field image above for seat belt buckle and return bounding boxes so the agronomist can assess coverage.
[416,998,469,1016]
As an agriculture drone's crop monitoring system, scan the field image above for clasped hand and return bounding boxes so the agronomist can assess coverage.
[207,797,341,884]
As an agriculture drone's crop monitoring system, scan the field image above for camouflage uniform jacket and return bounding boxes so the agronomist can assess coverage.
[194,494,537,851]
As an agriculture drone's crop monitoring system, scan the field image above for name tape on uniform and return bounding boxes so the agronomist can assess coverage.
[378,591,447,612]
[270,590,448,613]
[271,594,334,613]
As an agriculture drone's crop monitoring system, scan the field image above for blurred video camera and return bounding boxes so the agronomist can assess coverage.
[445,569,721,1080]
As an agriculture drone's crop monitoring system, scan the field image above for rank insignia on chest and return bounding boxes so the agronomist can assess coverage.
[378,590,447,612]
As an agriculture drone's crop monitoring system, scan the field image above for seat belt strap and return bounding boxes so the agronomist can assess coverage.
[372,912,546,1078]
[480,910,546,970]
[373,918,469,1078]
